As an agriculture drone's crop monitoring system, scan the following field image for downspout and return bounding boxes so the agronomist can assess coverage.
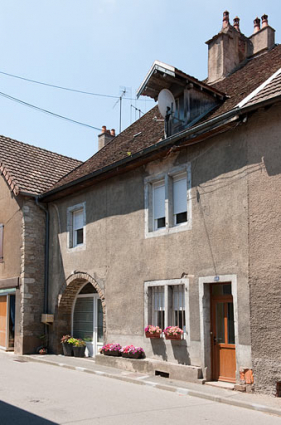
[35,197,49,346]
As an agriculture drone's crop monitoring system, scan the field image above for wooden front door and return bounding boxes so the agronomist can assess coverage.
[0,296,7,348]
[211,283,236,383]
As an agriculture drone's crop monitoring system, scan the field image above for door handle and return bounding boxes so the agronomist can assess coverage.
[213,336,217,345]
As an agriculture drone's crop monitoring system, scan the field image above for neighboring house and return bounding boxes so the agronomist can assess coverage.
[0,136,81,354]
[40,11,281,395]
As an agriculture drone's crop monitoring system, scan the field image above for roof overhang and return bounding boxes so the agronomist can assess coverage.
[136,60,226,101]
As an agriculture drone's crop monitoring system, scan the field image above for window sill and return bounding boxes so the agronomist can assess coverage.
[145,221,191,239]
[67,244,86,253]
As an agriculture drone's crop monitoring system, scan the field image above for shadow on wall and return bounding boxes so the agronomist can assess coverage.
[171,339,190,365]
[150,338,190,365]
[150,338,167,361]
[0,400,58,425]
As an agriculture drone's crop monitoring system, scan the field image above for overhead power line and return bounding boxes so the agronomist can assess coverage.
[0,90,102,131]
[0,70,153,102]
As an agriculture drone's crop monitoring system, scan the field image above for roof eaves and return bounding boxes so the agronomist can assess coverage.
[136,60,176,98]
[41,108,241,200]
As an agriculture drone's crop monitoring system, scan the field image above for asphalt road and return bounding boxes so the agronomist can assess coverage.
[0,352,280,425]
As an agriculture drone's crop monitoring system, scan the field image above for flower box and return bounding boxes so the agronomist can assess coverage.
[165,333,182,340]
[122,352,143,359]
[163,326,184,340]
[145,331,161,339]
[103,350,122,357]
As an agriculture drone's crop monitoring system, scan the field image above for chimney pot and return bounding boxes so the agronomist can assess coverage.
[98,125,114,150]
[261,14,268,28]
[110,129,116,137]
[254,17,261,33]
[233,16,240,32]
[223,11,229,29]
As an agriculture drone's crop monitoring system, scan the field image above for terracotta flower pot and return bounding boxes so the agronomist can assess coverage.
[145,331,161,339]
[165,333,182,340]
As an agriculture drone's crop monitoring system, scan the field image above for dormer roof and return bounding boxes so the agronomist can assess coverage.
[136,60,226,101]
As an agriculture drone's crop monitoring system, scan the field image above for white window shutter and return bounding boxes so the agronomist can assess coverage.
[173,177,187,215]
[153,183,165,220]
[73,210,83,230]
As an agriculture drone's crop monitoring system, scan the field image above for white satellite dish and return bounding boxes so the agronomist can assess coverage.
[158,89,176,118]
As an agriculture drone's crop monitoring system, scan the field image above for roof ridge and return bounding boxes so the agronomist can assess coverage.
[0,134,82,163]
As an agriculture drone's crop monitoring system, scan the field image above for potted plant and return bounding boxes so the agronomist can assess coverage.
[61,335,73,356]
[163,326,184,340]
[101,343,122,356]
[144,325,162,338]
[72,338,86,357]
[121,345,144,359]
[39,347,47,355]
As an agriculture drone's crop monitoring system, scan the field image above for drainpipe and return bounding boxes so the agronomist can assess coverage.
[35,197,49,346]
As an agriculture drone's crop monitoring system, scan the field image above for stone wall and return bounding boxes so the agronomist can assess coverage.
[17,197,45,354]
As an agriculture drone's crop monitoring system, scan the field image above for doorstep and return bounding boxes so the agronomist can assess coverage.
[205,381,235,390]
[95,354,203,384]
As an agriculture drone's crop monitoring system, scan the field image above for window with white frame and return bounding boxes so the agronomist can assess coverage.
[67,203,86,249]
[153,181,166,230]
[145,280,188,333]
[144,164,191,237]
[72,209,84,247]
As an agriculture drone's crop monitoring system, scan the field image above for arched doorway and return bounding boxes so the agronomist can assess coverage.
[57,272,106,356]
[72,282,104,357]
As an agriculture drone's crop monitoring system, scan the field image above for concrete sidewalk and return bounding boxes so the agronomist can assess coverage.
[17,353,281,418]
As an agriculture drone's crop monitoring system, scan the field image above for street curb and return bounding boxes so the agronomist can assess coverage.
[22,355,281,418]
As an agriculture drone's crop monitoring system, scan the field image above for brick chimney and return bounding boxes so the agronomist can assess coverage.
[98,126,115,150]
[249,14,275,56]
[206,11,250,83]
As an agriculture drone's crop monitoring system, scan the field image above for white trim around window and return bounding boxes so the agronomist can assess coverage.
[144,278,190,344]
[144,164,192,238]
[67,202,86,251]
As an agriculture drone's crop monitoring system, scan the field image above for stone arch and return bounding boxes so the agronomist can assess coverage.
[54,272,106,353]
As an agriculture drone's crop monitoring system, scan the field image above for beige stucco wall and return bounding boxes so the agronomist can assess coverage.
[48,119,251,380]
[0,177,22,279]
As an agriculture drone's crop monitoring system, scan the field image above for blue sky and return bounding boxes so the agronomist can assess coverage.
[1,1,280,160]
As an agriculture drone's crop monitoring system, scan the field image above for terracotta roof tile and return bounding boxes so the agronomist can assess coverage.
[48,45,281,194]
[51,106,164,190]
[243,70,281,107]
[0,135,82,195]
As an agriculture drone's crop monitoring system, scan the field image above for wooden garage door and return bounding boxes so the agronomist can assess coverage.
[0,296,7,347]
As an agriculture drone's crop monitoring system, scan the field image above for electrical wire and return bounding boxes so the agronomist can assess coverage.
[0,70,153,102]
[0,90,102,131]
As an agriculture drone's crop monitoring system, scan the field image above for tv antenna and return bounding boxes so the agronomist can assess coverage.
[113,86,131,133]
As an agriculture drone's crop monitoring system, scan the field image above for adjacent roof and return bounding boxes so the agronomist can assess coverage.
[0,136,82,196]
